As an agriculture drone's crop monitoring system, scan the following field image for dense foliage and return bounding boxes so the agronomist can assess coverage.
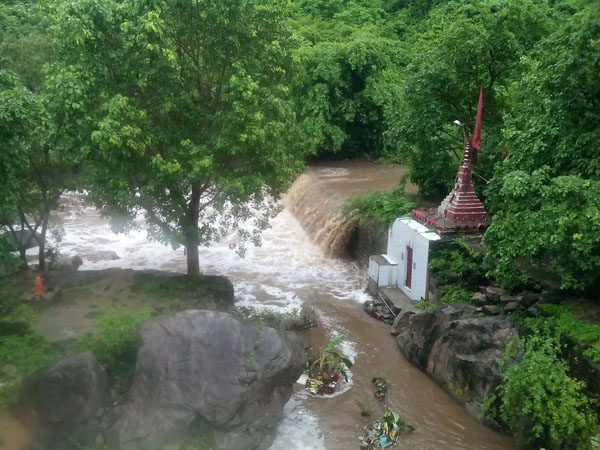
[342,185,414,226]
[427,238,485,304]
[1,1,599,447]
[47,0,309,275]
[77,306,153,391]
[486,329,597,450]
[483,169,600,290]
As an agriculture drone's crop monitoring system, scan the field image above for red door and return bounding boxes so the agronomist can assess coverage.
[405,246,413,289]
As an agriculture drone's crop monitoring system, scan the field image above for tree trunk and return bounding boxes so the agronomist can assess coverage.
[185,184,202,276]
[8,225,29,270]
[37,209,50,272]
[185,236,200,276]
[19,247,28,269]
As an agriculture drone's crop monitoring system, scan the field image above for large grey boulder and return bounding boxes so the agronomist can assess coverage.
[113,310,306,450]
[13,352,108,441]
[396,305,519,418]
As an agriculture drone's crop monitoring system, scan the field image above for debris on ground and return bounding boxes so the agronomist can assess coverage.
[359,408,414,449]
[304,335,352,396]
[371,376,388,401]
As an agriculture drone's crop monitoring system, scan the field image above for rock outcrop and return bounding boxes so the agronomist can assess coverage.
[13,352,108,443]
[396,305,519,418]
[112,310,306,450]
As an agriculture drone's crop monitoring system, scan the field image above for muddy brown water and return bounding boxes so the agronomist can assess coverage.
[1,161,514,449]
[299,296,513,450]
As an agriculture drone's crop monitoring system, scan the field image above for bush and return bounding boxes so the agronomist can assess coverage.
[0,333,58,407]
[441,285,474,305]
[0,232,22,276]
[343,185,415,226]
[486,331,597,449]
[78,306,152,391]
[232,306,317,331]
[535,304,600,363]
[428,237,485,288]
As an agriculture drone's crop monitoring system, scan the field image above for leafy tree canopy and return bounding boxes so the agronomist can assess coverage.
[498,2,600,182]
[482,168,600,290]
[382,0,553,198]
[49,0,308,275]
[291,0,402,159]
[0,0,54,91]
[0,68,78,270]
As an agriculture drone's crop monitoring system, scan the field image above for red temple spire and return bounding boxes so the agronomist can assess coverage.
[411,88,488,233]
[472,86,483,150]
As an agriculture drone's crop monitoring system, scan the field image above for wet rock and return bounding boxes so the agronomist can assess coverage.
[497,295,521,306]
[11,230,42,250]
[470,292,488,306]
[71,254,83,270]
[485,286,510,303]
[527,303,542,317]
[13,352,108,442]
[503,302,520,313]
[521,293,541,308]
[363,300,376,316]
[40,287,62,303]
[391,309,416,336]
[85,251,120,262]
[134,271,235,312]
[396,305,519,418]
[482,305,502,315]
[112,310,305,450]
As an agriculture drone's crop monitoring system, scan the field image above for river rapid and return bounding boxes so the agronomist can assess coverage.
[33,161,513,450]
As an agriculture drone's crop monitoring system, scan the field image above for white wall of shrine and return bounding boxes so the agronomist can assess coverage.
[385,218,440,301]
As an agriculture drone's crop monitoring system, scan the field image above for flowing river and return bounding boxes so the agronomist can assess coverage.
[18,161,514,450]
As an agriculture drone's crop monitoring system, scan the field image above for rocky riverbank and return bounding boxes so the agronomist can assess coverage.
[11,310,306,450]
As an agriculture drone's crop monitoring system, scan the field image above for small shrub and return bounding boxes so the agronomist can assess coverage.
[536,304,600,362]
[233,306,316,331]
[441,285,473,305]
[355,397,374,417]
[78,306,152,391]
[414,299,436,310]
[307,335,353,394]
[0,333,58,407]
[485,332,597,449]
[342,185,415,226]
[371,376,388,401]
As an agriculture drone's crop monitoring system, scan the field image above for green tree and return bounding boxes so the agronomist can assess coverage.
[487,330,597,450]
[383,0,552,198]
[498,2,600,182]
[482,168,600,290]
[50,0,307,275]
[291,0,399,158]
[0,0,54,92]
[0,70,76,271]
[483,3,600,291]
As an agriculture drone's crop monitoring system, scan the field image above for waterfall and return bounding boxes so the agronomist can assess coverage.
[283,162,409,257]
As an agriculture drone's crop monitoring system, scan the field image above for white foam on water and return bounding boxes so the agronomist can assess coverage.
[52,194,368,312]
[49,192,368,446]
[268,395,326,450]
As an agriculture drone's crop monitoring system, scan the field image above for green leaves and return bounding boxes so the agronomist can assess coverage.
[487,330,597,449]
[383,0,553,198]
[51,0,307,272]
[77,306,153,391]
[483,169,600,290]
[343,185,415,226]
[291,5,400,158]
[500,2,600,181]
